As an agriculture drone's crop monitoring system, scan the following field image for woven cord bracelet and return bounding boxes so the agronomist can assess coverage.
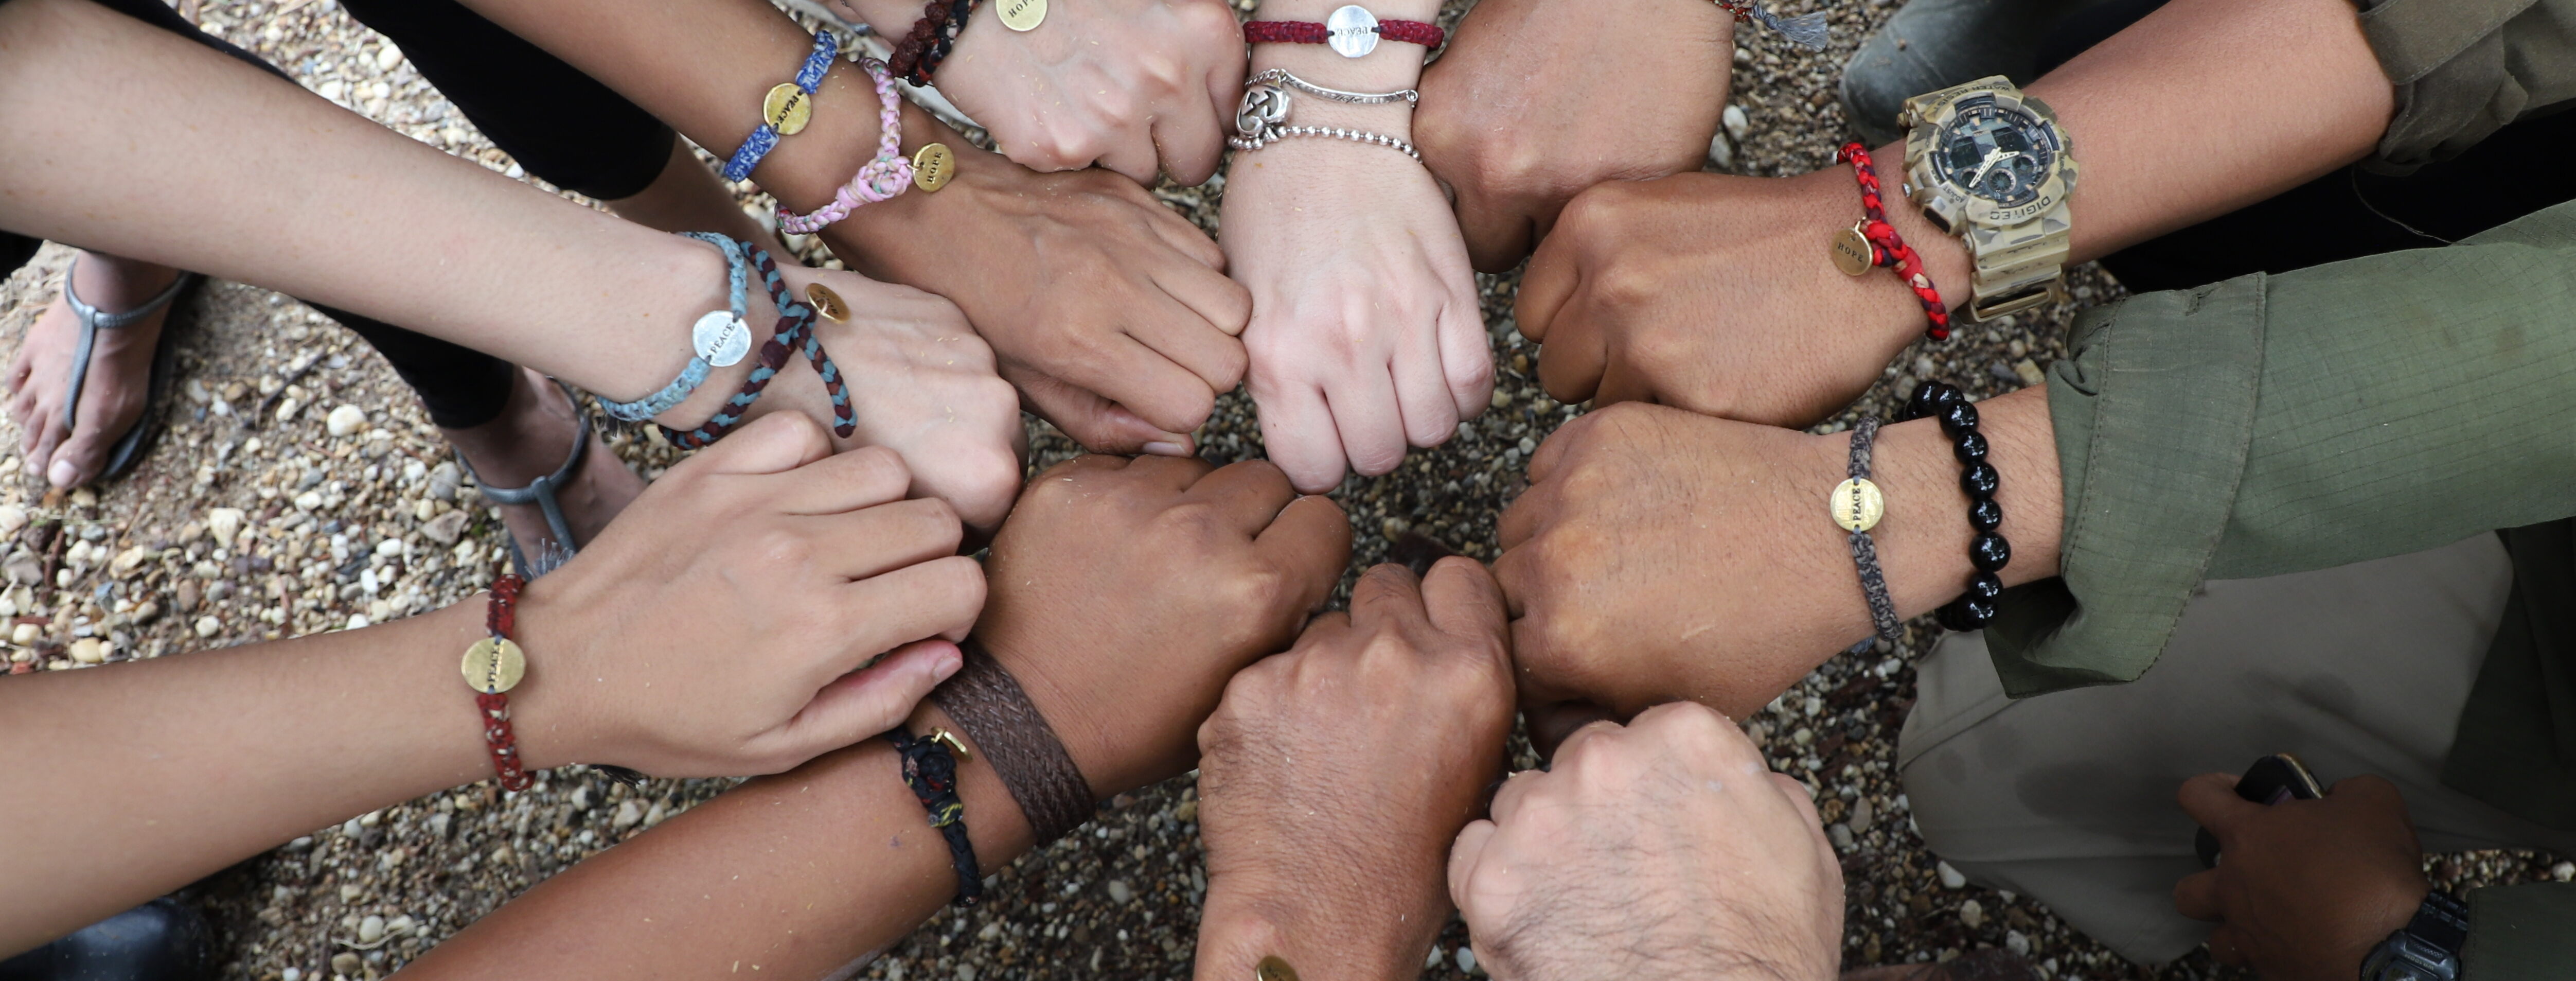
[723,30,840,182]
[658,243,858,448]
[1835,418,1906,644]
[1834,143,1953,342]
[1243,6,1444,57]
[931,638,1096,847]
[892,0,983,86]
[464,574,534,792]
[1901,381,2009,630]
[777,57,912,235]
[889,726,984,906]
[598,233,750,423]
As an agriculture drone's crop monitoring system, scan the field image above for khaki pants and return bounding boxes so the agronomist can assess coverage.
[1896,534,2576,962]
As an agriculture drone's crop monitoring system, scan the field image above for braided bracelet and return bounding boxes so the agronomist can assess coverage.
[778,58,912,235]
[890,726,984,906]
[1901,381,2009,630]
[462,574,534,792]
[1831,418,1905,644]
[932,638,1096,847]
[724,30,840,182]
[597,233,750,423]
[659,243,858,447]
[1245,6,1443,58]
[891,0,983,86]
[1832,143,1953,342]
[1711,0,1828,50]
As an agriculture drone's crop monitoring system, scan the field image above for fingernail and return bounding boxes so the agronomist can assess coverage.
[47,459,78,488]
[931,641,964,679]
[1141,440,1192,458]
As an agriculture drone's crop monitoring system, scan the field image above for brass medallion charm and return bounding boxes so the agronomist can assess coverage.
[763,83,814,136]
[999,0,1046,31]
[1254,956,1300,981]
[1829,477,1885,533]
[461,637,526,694]
[1829,222,1875,276]
[911,143,956,192]
[806,283,849,322]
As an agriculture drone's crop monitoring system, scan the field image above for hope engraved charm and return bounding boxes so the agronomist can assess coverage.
[692,309,754,368]
[1234,83,1290,145]
[1326,4,1379,58]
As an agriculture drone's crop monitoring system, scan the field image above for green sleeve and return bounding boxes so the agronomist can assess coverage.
[1984,201,2576,696]
[2465,882,2576,977]
[2359,0,2576,172]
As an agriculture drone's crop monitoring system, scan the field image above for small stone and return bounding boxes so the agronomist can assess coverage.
[422,510,469,546]
[1828,822,1854,850]
[10,623,39,646]
[111,546,152,577]
[2005,930,2030,956]
[1106,880,1132,903]
[274,397,301,425]
[0,506,25,537]
[294,491,324,512]
[375,538,404,558]
[326,405,368,436]
[67,638,105,664]
[358,914,386,944]
[283,968,302,981]
[1427,947,1444,969]
[426,462,461,502]
[2555,861,2574,882]
[386,915,414,936]
[1848,796,1875,832]
[208,508,246,548]
[1380,516,1410,539]
[1938,860,1968,889]
[1708,133,1734,169]
[1722,104,1750,142]
[176,581,200,612]
[612,799,642,831]
[69,487,96,510]
[375,43,403,71]
[1489,389,1511,410]
[1457,946,1478,975]
[194,615,221,639]
[1959,899,1985,929]
[2012,358,2046,387]
[331,952,361,977]
[643,800,669,826]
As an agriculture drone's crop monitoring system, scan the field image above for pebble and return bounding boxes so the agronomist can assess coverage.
[326,404,368,436]
[111,546,153,577]
[423,511,469,545]
[2555,861,2574,882]
[1722,103,1751,142]
[208,508,246,548]
[426,461,461,502]
[330,952,361,977]
[1457,945,1478,975]
[375,537,404,558]
[1106,880,1132,904]
[0,505,24,537]
[10,624,38,646]
[1828,822,1854,850]
[1959,899,1984,929]
[1938,860,1968,889]
[194,616,222,639]
[1848,795,1875,832]
[357,914,385,944]
[374,42,403,70]
[612,799,642,831]
[2012,358,2046,387]
[283,969,301,981]
[275,397,301,425]
[67,638,105,664]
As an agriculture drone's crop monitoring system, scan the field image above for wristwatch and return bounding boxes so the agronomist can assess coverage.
[1897,76,2076,322]
[2360,890,2469,981]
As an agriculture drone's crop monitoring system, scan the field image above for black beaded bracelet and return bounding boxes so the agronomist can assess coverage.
[1901,381,2007,630]
[889,726,984,906]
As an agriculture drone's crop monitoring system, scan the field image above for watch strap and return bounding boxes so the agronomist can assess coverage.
[930,637,1097,846]
[2408,890,2471,954]
[2361,890,2467,981]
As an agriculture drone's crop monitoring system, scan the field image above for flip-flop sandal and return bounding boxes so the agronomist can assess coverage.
[455,379,595,580]
[58,257,200,484]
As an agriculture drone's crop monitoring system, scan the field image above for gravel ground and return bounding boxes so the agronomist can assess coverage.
[6,1,2570,980]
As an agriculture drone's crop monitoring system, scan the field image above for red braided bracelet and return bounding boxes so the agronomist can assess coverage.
[465,574,533,792]
[1835,142,1953,342]
[1242,19,1444,46]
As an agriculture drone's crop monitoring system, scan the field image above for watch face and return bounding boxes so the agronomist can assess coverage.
[1930,95,2059,208]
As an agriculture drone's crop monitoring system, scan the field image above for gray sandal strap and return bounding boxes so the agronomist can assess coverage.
[455,379,594,576]
[58,256,197,440]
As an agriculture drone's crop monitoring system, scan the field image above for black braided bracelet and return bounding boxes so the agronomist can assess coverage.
[889,727,983,906]
[1901,381,2008,630]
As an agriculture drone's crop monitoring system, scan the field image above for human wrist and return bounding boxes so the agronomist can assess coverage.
[1195,885,1432,981]
[1857,386,2060,618]
[904,699,1039,868]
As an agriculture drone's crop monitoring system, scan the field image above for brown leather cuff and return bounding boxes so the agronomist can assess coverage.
[931,637,1096,846]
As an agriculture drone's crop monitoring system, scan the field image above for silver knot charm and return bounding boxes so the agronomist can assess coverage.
[1232,82,1290,148]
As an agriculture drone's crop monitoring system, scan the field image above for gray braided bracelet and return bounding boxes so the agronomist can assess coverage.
[1840,418,1904,644]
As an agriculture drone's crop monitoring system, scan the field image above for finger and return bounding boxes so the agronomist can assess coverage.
[838,553,988,650]
[1446,819,1500,914]
[762,445,914,515]
[1522,410,1599,486]
[1493,479,1556,552]
[1326,366,1410,479]
[1126,289,1250,392]
[685,412,833,476]
[2172,869,2224,922]
[1485,767,1550,826]
[1252,380,1350,495]
[1454,191,1539,276]
[1015,367,1189,454]
[1146,255,1254,343]
[1150,91,1227,188]
[1097,127,1163,186]
[1182,458,1299,537]
[1514,225,1584,344]
[1134,193,1232,274]
[1252,494,1353,611]
[1051,333,1220,437]
[1391,333,1463,451]
[792,497,967,581]
[1348,563,1431,635]
[1420,556,1510,659]
[2177,772,2262,840]
[770,639,965,766]
[1528,702,1617,761]
[1532,284,1609,405]
[1592,353,1659,409]
[1435,291,1497,421]
[1111,451,1220,495]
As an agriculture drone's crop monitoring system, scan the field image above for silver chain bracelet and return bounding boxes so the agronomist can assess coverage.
[1244,68,1418,106]
[1229,124,1421,161]
[1231,75,1423,162]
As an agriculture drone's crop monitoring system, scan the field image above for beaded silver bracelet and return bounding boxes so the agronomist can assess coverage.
[1230,71,1423,162]
[1229,124,1421,161]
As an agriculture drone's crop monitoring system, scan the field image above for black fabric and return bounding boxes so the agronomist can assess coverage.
[0,897,214,981]
[335,0,676,201]
[2443,520,2576,830]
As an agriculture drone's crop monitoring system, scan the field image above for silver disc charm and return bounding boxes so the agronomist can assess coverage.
[1326,5,1379,58]
[691,309,752,368]
[1235,83,1289,143]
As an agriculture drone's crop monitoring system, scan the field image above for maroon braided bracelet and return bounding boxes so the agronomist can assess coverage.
[1242,18,1443,47]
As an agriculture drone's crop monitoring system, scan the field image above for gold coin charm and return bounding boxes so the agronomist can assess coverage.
[1829,223,1876,276]
[805,283,850,322]
[999,0,1046,31]
[763,83,814,136]
[1254,956,1300,981]
[461,637,527,695]
[1829,478,1885,533]
[911,142,956,192]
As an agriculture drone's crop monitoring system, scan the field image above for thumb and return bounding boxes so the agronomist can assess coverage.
[774,640,965,762]
[2173,868,2225,922]
[1019,371,1188,455]
[1447,819,1499,916]
[2178,772,2260,843]
[686,411,833,476]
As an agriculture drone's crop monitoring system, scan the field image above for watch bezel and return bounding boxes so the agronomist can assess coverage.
[1902,80,2076,232]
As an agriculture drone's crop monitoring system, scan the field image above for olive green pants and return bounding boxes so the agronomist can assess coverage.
[1897,533,2576,962]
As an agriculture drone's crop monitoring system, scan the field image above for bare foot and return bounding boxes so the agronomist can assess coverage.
[4,252,184,488]
[442,367,647,568]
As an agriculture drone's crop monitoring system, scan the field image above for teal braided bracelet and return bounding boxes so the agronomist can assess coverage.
[599,232,752,422]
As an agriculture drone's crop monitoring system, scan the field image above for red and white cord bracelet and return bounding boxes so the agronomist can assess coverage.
[461,573,533,792]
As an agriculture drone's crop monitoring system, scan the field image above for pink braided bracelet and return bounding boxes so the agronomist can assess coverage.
[778,57,913,235]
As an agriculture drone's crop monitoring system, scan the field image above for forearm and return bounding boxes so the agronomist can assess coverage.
[1871,0,2393,303]
[1195,898,1436,981]
[0,0,755,422]
[0,603,497,954]
[1869,384,2062,611]
[392,702,1036,981]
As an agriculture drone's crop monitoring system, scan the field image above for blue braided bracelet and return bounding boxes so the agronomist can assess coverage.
[599,232,750,422]
[723,30,841,182]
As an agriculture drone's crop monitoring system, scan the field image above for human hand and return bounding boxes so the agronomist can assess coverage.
[1415,0,1733,272]
[731,265,1025,534]
[971,454,1351,796]
[1221,138,1492,493]
[1193,559,1516,981]
[2174,773,2429,979]
[510,413,982,778]
[1518,168,1964,426]
[826,140,1251,455]
[1449,702,1843,981]
[930,0,1244,183]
